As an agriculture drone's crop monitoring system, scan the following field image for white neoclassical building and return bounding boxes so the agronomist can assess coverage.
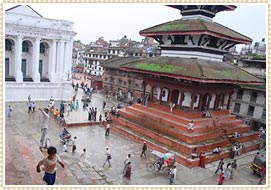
[5,5,76,101]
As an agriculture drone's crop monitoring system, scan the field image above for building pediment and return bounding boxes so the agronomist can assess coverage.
[6,5,43,18]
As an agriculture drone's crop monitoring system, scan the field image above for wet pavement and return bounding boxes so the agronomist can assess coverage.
[5,85,266,186]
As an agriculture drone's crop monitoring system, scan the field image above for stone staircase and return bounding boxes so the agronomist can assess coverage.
[110,103,260,168]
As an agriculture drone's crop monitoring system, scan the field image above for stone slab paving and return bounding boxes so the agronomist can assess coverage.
[5,89,266,186]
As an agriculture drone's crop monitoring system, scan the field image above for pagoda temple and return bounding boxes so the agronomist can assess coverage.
[103,5,265,167]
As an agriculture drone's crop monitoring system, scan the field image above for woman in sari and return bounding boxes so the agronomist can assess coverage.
[124,162,132,179]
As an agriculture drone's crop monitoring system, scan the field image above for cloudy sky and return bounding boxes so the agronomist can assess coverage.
[4,3,267,48]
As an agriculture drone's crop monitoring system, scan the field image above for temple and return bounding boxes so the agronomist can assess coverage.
[103,5,265,167]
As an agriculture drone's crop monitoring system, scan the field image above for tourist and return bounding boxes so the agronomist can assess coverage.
[187,120,195,131]
[218,171,225,185]
[7,105,12,118]
[39,107,50,151]
[258,164,266,185]
[123,162,132,179]
[31,102,36,112]
[224,163,231,180]
[191,147,198,159]
[72,136,77,153]
[36,146,65,185]
[140,141,147,159]
[105,121,110,136]
[215,158,224,174]
[80,148,86,162]
[123,154,131,174]
[169,165,177,185]
[199,152,206,168]
[99,114,102,127]
[103,147,111,167]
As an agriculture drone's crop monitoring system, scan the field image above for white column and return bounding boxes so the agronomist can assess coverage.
[57,40,64,81]
[64,41,73,80]
[14,35,23,82]
[49,39,57,82]
[32,37,41,82]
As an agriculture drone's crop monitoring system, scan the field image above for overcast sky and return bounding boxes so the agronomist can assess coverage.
[5,3,267,48]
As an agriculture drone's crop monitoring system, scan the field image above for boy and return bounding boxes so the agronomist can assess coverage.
[36,146,65,185]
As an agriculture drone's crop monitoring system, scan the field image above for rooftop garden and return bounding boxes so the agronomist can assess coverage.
[134,63,181,73]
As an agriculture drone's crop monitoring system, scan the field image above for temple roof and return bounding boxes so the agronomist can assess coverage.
[120,56,264,85]
[101,56,144,69]
[140,19,252,44]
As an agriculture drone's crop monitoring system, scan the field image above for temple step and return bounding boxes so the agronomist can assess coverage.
[112,115,226,154]
[110,121,260,168]
[120,107,215,133]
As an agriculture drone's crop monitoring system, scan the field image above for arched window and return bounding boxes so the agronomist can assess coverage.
[22,41,29,52]
[5,39,12,51]
[40,43,46,54]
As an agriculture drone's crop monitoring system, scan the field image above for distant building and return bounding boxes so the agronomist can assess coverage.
[230,58,266,129]
[5,5,76,101]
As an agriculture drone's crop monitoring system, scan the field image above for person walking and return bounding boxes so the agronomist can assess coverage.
[140,141,147,159]
[199,152,206,168]
[230,159,237,178]
[75,99,79,111]
[169,165,177,185]
[36,146,65,185]
[62,142,68,153]
[99,114,102,127]
[72,136,77,153]
[215,158,224,174]
[103,147,111,167]
[80,148,86,162]
[218,171,225,185]
[123,162,132,179]
[105,122,110,136]
[39,107,50,151]
[123,154,131,174]
[7,105,12,118]
[224,163,231,180]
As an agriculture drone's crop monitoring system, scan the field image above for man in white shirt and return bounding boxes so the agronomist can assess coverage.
[170,165,177,185]
[105,122,110,136]
[103,147,111,167]
[39,107,50,151]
